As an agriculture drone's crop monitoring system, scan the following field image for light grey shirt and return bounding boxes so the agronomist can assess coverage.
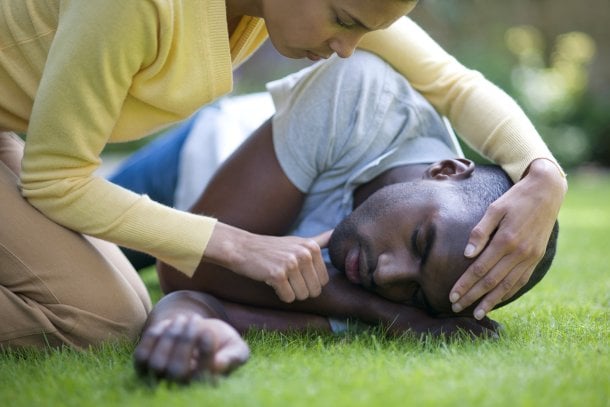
[269,51,464,262]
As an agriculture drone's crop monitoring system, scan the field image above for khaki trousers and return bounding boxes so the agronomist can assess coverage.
[0,132,151,349]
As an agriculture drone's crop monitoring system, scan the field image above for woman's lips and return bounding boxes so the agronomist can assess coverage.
[306,51,322,61]
[344,246,362,284]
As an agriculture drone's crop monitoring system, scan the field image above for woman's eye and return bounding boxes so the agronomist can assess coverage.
[336,16,353,28]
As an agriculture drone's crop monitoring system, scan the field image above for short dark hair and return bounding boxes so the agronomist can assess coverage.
[458,164,559,309]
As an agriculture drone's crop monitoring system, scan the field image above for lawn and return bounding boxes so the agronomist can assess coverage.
[1,171,608,407]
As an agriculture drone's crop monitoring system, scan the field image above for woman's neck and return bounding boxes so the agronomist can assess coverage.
[225,0,262,21]
[225,0,262,35]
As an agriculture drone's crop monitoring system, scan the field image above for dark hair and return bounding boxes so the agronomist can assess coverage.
[458,164,559,309]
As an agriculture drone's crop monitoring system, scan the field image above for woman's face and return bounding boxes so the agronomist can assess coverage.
[260,0,416,60]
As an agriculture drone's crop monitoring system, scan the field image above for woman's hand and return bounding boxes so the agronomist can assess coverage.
[134,314,250,383]
[204,224,332,303]
[449,159,567,319]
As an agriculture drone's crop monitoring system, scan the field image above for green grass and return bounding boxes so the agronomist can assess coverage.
[1,172,608,407]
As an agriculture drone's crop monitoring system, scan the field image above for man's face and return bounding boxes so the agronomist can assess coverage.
[328,181,477,315]
[261,0,415,59]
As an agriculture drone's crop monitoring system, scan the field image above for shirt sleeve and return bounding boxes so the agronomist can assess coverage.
[19,0,215,276]
[358,16,564,182]
[269,56,397,193]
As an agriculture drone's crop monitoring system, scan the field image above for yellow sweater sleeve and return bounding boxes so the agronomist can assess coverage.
[19,0,227,276]
[358,17,564,182]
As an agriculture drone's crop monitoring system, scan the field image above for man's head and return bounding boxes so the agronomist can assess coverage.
[328,159,558,316]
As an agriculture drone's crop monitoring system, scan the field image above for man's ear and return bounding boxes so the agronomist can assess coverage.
[424,159,475,180]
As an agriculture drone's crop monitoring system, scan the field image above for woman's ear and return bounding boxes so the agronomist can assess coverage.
[424,159,475,180]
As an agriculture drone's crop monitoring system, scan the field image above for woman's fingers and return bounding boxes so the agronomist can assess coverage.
[206,223,331,303]
[449,159,566,318]
[450,200,506,304]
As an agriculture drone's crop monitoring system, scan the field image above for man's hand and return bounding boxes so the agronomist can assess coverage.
[449,158,567,319]
[134,314,250,383]
[204,224,332,303]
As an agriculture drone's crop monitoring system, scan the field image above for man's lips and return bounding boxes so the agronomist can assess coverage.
[344,246,362,284]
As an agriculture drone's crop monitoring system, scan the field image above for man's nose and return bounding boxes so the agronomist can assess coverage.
[373,252,418,286]
[328,31,364,58]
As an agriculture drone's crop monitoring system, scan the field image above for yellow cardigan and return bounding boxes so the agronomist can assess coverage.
[0,0,559,276]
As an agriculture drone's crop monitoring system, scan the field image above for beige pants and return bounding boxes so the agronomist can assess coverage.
[0,132,151,349]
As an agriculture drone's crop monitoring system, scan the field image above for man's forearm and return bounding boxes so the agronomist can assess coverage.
[158,262,492,336]
[142,290,229,331]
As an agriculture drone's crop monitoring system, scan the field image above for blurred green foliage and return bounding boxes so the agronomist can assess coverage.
[410,0,610,170]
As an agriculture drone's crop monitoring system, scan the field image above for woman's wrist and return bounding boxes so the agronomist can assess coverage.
[524,158,568,187]
[523,158,568,200]
[202,222,247,270]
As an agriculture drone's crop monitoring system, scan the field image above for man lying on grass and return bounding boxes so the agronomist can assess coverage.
[124,51,558,383]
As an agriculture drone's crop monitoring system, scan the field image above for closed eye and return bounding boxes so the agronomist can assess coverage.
[336,16,354,28]
[411,222,435,267]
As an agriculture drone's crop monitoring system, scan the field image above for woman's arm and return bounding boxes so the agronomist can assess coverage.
[450,158,567,318]
[161,260,499,339]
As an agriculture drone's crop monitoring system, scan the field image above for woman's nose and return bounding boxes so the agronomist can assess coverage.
[328,32,364,58]
[373,252,418,286]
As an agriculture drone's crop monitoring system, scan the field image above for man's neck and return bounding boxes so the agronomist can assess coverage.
[352,163,431,208]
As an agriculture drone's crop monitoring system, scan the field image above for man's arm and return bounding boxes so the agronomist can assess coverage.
[158,116,497,338]
[133,291,250,383]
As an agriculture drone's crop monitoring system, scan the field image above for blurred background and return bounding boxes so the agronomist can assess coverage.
[231,0,609,173]
[104,0,609,174]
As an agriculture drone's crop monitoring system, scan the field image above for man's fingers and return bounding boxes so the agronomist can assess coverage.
[212,337,250,375]
[147,316,188,377]
[165,316,206,382]
[133,319,172,375]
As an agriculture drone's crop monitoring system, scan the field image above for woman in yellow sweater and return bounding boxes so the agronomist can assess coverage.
[0,0,566,348]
